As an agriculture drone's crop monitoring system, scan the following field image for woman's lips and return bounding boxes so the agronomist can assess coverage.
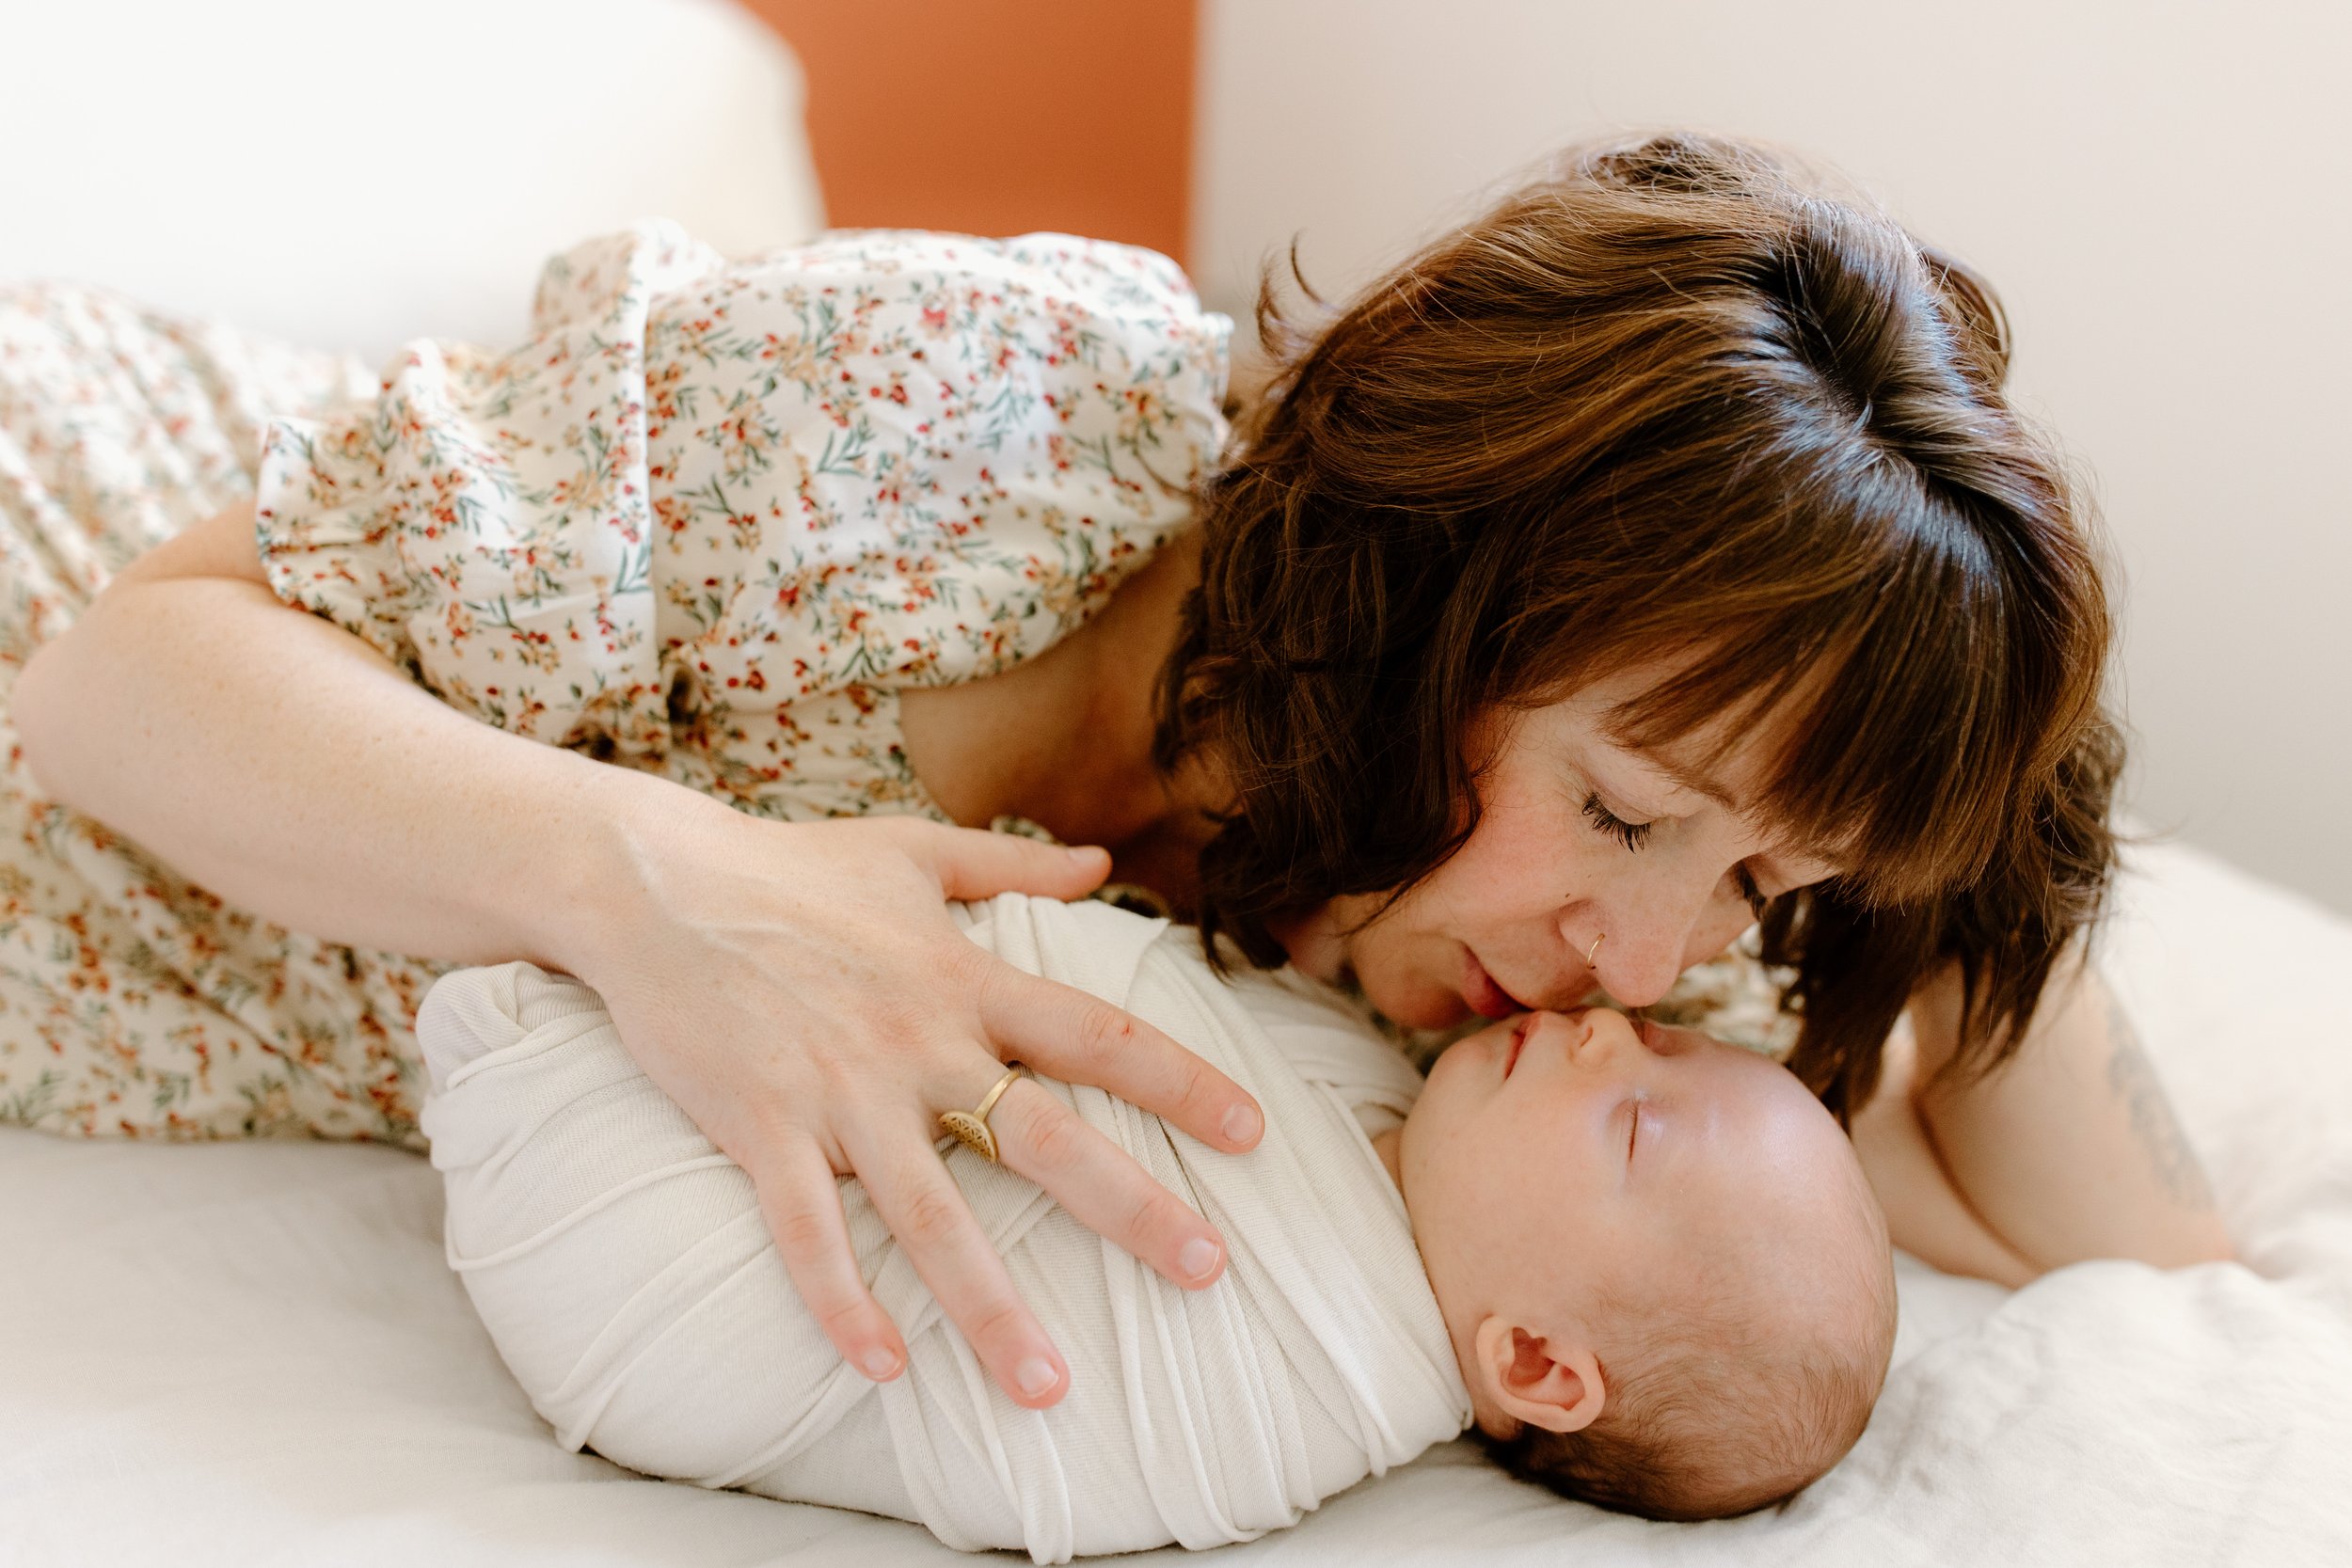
[1462,948,1524,1020]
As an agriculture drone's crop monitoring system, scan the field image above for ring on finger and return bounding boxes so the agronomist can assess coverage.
[939,1064,1029,1163]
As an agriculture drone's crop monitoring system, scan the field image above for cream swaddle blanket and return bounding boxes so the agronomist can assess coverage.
[416,894,1471,1562]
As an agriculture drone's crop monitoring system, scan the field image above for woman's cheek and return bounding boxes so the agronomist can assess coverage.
[1687,901,1759,967]
[1447,786,1609,918]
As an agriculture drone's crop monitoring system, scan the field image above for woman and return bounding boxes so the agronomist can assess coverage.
[4,135,2227,1415]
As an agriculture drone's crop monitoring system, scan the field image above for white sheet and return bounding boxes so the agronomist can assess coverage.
[6,838,2351,1566]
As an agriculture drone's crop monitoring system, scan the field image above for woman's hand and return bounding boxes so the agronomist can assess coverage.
[562,793,1265,1410]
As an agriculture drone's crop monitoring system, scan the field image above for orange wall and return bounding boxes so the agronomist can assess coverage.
[740,0,1199,263]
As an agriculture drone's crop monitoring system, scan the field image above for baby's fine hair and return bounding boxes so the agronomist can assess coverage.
[1482,1193,1899,1519]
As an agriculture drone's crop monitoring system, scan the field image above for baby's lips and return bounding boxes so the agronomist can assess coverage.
[1502,1014,1534,1078]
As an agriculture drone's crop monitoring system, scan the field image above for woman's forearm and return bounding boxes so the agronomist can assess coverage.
[1908,955,2233,1274]
[12,524,667,972]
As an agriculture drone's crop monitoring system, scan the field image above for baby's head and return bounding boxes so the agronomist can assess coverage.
[1394,1006,1895,1519]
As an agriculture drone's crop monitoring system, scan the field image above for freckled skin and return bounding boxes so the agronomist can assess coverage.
[1278,666,1838,1028]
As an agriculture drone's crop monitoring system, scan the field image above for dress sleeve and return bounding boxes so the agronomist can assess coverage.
[256,223,1233,786]
[637,228,1234,715]
[252,221,727,758]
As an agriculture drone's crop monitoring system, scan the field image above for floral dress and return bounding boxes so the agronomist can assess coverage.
[0,224,1231,1148]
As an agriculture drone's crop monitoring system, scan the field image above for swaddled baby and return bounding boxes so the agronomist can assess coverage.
[418,894,1894,1561]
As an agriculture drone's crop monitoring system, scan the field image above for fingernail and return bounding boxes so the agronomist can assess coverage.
[1066,846,1104,863]
[1015,1357,1059,1398]
[862,1347,901,1380]
[1222,1102,1262,1146]
[1179,1237,1221,1282]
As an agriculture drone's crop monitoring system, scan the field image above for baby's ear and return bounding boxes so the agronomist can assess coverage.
[1472,1316,1605,1434]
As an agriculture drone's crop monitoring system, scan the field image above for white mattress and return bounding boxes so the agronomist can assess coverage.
[5,837,2350,1566]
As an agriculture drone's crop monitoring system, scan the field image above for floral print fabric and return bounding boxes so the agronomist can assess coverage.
[0,227,1232,1146]
[0,285,439,1141]
[254,223,1230,822]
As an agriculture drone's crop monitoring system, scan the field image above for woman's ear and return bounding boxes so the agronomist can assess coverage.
[1472,1315,1605,1434]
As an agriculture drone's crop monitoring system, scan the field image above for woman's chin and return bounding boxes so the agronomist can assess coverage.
[1267,907,1343,983]
[1278,904,1469,1030]
[1364,974,1470,1032]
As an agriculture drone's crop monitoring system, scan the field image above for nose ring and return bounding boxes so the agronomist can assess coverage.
[1586,932,1605,968]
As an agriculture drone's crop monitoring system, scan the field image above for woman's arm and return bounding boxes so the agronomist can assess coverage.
[13,501,1264,1410]
[1899,951,2233,1276]
[1849,1018,2038,1288]
[16,505,643,965]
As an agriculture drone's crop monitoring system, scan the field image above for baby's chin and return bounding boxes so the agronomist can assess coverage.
[1417,1015,1516,1093]
[1394,1015,1521,1184]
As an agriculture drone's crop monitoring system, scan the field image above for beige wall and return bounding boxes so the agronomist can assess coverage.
[1194,0,2352,915]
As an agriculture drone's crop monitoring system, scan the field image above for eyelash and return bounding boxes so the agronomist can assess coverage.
[1734,863,1769,921]
[1583,789,1774,920]
[1581,791,1652,852]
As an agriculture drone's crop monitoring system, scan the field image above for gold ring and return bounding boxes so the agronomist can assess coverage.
[938,1064,1029,1164]
[1586,932,1606,967]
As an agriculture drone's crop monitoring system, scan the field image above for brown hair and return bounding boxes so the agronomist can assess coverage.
[1156,132,2121,1113]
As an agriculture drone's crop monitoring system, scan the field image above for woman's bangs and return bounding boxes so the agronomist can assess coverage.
[1602,563,2019,907]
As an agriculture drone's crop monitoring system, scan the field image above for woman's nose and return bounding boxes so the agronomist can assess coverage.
[1590,926,1693,1010]
[1581,876,1746,1009]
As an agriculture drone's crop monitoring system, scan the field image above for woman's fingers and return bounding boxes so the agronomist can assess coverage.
[751,1140,909,1382]
[850,1120,1071,1409]
[977,966,1264,1152]
[577,816,1279,1409]
[888,816,1111,904]
[989,1077,1228,1290]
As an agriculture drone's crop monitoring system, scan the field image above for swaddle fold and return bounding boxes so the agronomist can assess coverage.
[417,894,1470,1562]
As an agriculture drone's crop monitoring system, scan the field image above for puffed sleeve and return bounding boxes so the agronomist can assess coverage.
[256,223,1232,787]
[253,221,728,757]
[638,230,1232,713]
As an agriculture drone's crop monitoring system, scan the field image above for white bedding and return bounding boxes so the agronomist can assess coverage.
[5,837,2350,1567]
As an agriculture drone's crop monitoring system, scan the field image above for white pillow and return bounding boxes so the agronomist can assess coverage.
[0,0,825,364]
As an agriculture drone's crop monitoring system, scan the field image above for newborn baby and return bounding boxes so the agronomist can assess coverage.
[418,894,1893,1561]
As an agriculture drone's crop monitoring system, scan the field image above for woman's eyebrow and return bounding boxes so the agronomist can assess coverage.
[1646,752,1847,870]
[1649,754,1740,813]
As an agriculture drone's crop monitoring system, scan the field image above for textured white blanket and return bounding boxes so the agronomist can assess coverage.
[415,895,1470,1562]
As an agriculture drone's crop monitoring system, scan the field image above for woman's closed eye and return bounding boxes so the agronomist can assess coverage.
[1581,790,1653,852]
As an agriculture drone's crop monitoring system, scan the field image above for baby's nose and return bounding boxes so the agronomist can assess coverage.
[1568,1006,1641,1065]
